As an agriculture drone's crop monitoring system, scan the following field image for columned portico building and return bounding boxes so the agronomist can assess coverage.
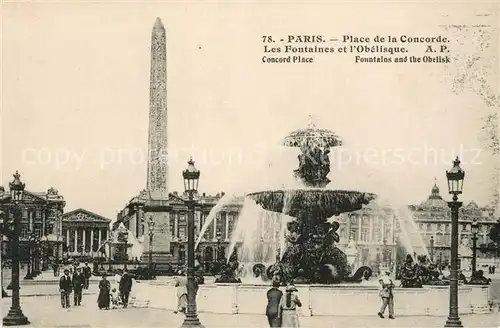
[62,209,111,261]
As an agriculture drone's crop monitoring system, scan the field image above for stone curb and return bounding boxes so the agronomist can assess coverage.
[3,292,97,298]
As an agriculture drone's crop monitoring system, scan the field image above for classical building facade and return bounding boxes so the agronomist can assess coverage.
[410,182,497,267]
[116,190,239,267]
[62,208,111,261]
[0,183,65,270]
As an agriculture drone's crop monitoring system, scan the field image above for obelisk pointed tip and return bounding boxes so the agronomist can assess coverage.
[154,17,165,29]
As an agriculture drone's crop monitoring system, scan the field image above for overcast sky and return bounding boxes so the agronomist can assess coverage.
[1,1,498,220]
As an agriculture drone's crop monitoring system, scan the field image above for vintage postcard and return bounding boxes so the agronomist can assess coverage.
[0,1,499,327]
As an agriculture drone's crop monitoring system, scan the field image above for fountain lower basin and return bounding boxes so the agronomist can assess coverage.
[132,280,490,316]
[247,189,376,219]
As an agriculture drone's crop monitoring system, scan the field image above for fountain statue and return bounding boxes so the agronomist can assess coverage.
[397,254,448,287]
[215,249,242,283]
[398,254,423,287]
[466,270,491,285]
[246,120,376,284]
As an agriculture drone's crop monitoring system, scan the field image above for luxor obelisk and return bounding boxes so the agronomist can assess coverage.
[143,17,172,263]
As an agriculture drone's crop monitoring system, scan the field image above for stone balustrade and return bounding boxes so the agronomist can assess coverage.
[131,282,490,316]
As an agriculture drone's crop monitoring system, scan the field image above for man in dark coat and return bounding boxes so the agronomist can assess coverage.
[266,280,283,327]
[59,269,72,308]
[72,267,85,306]
[82,263,92,289]
[119,270,133,308]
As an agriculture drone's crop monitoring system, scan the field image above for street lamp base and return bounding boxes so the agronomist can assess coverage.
[23,274,33,280]
[444,316,463,328]
[3,307,30,326]
[180,315,205,328]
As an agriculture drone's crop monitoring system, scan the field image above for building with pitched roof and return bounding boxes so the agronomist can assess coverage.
[61,208,111,261]
[0,183,65,272]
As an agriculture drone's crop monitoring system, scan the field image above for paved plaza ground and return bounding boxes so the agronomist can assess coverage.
[2,271,500,327]
[1,294,498,328]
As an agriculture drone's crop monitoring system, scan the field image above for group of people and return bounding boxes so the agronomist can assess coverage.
[96,270,133,310]
[265,281,303,328]
[265,270,396,327]
[59,264,133,311]
[488,265,496,274]
[58,263,92,308]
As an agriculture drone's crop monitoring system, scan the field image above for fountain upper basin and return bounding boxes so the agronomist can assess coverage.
[246,189,377,219]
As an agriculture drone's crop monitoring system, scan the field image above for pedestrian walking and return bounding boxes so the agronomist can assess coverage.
[174,277,188,314]
[72,267,85,306]
[266,280,283,327]
[97,275,111,310]
[119,269,133,308]
[83,262,92,289]
[279,284,302,328]
[378,270,395,319]
[59,269,72,309]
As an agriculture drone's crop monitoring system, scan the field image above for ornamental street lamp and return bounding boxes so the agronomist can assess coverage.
[216,229,222,263]
[471,218,479,274]
[23,233,35,280]
[33,236,41,277]
[382,238,389,267]
[180,158,204,328]
[430,235,435,263]
[3,171,30,326]
[0,211,9,298]
[444,157,465,328]
[147,217,155,277]
[24,233,40,280]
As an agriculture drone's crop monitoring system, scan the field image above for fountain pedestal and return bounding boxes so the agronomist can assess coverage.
[133,281,490,316]
[458,238,473,272]
[343,236,358,273]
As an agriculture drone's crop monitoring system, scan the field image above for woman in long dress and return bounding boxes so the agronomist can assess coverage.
[97,275,111,310]
[174,277,188,314]
[279,284,302,328]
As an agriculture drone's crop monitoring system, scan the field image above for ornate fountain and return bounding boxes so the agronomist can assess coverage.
[246,120,376,284]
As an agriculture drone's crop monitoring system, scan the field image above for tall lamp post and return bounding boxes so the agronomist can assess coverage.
[430,235,435,263]
[3,171,30,326]
[147,217,155,276]
[444,157,465,328]
[180,158,204,328]
[383,238,391,268]
[1,211,9,298]
[471,218,479,275]
[216,230,222,263]
[24,233,36,280]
